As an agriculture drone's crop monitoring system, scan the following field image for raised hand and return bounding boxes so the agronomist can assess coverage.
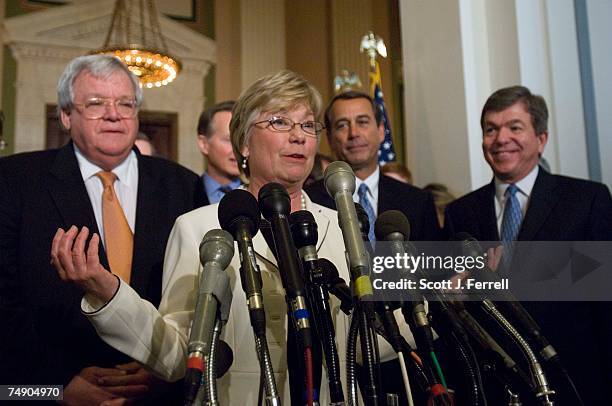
[51,226,119,302]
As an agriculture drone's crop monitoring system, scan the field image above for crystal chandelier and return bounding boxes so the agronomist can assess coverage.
[91,0,181,88]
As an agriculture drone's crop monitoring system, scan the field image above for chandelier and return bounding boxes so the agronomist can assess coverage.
[91,0,181,88]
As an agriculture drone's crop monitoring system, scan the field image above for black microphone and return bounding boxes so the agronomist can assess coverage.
[324,161,374,302]
[369,210,407,353]
[375,211,454,405]
[318,258,353,315]
[258,183,312,349]
[218,189,267,336]
[355,202,374,256]
[374,211,430,339]
[184,229,234,405]
[219,190,282,406]
[290,209,345,404]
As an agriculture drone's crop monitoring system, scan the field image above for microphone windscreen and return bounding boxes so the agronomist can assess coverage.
[258,182,290,218]
[289,210,318,249]
[218,189,260,236]
[199,229,235,269]
[374,210,411,241]
[215,340,234,378]
[324,161,356,197]
[289,209,315,225]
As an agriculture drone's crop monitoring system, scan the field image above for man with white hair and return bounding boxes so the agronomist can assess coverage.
[0,55,204,404]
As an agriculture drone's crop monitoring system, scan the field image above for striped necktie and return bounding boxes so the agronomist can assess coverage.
[358,183,376,242]
[96,171,133,283]
[500,184,522,269]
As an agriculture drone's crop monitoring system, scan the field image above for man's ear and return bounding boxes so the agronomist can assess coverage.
[60,109,71,131]
[537,131,548,154]
[377,121,385,143]
[197,135,210,156]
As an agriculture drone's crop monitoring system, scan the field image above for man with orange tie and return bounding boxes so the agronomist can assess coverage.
[0,55,204,405]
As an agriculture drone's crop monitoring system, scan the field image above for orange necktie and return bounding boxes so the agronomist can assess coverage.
[96,171,133,283]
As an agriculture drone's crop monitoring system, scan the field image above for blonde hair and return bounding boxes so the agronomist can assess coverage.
[230,70,322,179]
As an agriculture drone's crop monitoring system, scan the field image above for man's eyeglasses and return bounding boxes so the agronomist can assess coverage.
[254,116,324,137]
[73,98,138,120]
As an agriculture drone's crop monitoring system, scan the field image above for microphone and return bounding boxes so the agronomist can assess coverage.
[185,229,234,405]
[374,211,428,332]
[371,210,408,353]
[218,189,266,335]
[318,258,353,315]
[325,162,381,404]
[355,202,376,260]
[354,202,369,241]
[375,211,454,405]
[219,189,282,406]
[324,161,373,302]
[258,183,312,349]
[290,209,345,404]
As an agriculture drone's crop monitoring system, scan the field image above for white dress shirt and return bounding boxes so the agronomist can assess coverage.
[353,166,380,213]
[74,146,139,245]
[494,165,539,234]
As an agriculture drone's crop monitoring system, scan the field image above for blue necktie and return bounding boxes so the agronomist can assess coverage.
[358,183,376,242]
[500,184,522,268]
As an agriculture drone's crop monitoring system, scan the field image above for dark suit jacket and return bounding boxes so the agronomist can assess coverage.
[444,168,612,405]
[305,174,441,241]
[0,143,205,389]
[197,175,211,206]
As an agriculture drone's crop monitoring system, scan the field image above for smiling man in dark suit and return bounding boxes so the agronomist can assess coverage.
[445,85,612,405]
[0,55,204,405]
[306,90,440,403]
[305,91,440,241]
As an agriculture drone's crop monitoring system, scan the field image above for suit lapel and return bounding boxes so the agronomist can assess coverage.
[309,200,331,252]
[377,175,391,214]
[480,182,499,241]
[253,226,278,268]
[46,143,109,268]
[518,169,559,241]
[131,154,167,295]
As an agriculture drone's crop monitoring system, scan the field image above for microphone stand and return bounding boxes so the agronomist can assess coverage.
[290,210,345,405]
[201,319,223,406]
[303,260,345,404]
[481,299,555,406]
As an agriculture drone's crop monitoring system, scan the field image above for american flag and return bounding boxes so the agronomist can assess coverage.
[370,62,396,165]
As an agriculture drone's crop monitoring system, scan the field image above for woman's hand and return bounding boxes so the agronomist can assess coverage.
[51,225,119,303]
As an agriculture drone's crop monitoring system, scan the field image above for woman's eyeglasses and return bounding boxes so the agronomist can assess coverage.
[254,116,324,137]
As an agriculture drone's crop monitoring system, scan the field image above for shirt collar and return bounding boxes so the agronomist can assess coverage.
[74,144,137,187]
[494,164,539,202]
[203,172,241,193]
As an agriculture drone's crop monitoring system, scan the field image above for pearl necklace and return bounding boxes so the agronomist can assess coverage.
[301,190,307,211]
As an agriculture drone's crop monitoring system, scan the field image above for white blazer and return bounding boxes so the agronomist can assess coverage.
[83,192,362,405]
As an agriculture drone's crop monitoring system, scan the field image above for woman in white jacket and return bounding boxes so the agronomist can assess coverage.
[52,69,357,405]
